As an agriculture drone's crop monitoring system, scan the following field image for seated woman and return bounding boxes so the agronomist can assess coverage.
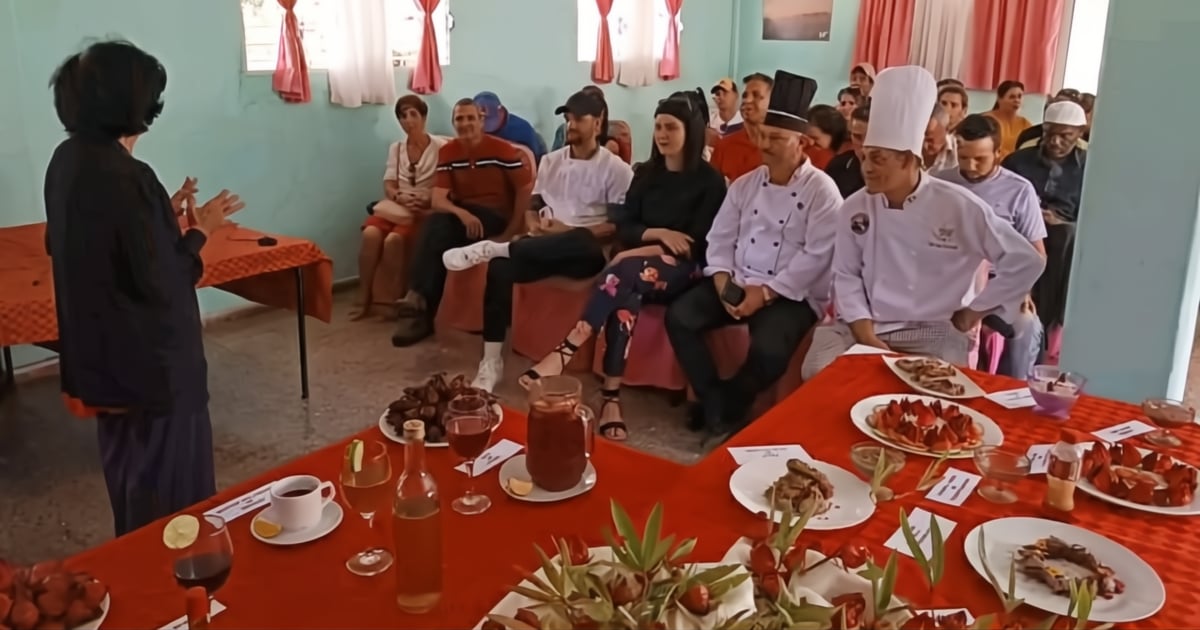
[353,94,447,320]
[835,86,862,121]
[520,92,726,442]
[802,104,850,170]
[551,85,631,163]
[982,80,1032,158]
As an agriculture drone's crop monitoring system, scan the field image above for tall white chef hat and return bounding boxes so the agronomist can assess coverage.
[862,65,938,158]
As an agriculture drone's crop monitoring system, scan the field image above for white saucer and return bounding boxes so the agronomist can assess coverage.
[251,501,344,546]
[498,454,596,503]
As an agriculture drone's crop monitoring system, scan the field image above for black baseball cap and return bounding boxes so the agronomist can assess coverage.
[555,91,605,117]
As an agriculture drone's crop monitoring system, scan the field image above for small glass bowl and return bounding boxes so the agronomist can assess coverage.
[972,445,1031,504]
[1141,397,1194,447]
[1028,365,1086,419]
[849,441,906,478]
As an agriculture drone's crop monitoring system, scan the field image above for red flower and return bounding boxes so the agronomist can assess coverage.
[837,542,872,570]
[759,572,784,600]
[749,540,777,575]
[783,540,823,573]
[830,593,866,629]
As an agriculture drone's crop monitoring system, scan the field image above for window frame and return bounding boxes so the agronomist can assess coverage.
[575,0,683,64]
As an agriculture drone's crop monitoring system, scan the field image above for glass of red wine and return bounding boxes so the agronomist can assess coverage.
[173,515,234,599]
[444,394,496,515]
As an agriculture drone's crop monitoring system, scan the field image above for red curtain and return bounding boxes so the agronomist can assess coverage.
[851,0,916,72]
[963,0,1066,94]
[272,0,311,103]
[657,0,683,80]
[410,0,444,95]
[591,0,615,84]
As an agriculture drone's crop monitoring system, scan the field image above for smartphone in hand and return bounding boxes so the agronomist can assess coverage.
[720,282,746,307]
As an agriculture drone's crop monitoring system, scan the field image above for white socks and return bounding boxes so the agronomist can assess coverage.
[483,342,504,360]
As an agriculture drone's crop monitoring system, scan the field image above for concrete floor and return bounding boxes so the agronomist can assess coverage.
[0,291,704,564]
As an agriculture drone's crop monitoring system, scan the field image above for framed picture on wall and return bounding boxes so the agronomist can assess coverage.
[762,0,833,41]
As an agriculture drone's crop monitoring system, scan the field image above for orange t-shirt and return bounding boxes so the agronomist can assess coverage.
[434,134,532,218]
[710,129,762,182]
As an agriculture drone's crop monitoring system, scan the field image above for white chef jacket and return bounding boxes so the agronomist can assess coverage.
[533,146,633,227]
[704,161,843,314]
[833,173,1044,333]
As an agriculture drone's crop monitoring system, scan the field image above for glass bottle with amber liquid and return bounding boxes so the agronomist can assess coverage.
[1043,429,1081,520]
[393,419,443,613]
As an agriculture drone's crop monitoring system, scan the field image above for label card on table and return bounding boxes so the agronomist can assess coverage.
[159,599,227,629]
[1092,420,1156,443]
[455,439,523,476]
[915,608,976,624]
[728,445,812,466]
[1026,442,1096,474]
[884,508,957,559]
[986,387,1036,409]
[924,468,982,506]
[204,484,272,523]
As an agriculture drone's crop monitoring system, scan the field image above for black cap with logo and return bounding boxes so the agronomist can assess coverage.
[555,91,605,118]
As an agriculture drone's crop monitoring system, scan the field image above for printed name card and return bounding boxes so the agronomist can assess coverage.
[924,468,982,507]
[728,445,812,466]
[204,484,272,522]
[1025,441,1096,474]
[842,344,893,356]
[455,439,523,476]
[985,387,1036,409]
[884,508,957,559]
[1092,420,1156,443]
[159,600,227,629]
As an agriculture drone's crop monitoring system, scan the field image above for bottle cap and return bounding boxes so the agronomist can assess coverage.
[1059,429,1080,444]
[185,587,209,624]
[403,419,425,440]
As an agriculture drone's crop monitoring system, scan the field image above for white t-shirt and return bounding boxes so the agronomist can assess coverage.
[533,146,634,227]
[708,109,744,135]
[384,134,449,204]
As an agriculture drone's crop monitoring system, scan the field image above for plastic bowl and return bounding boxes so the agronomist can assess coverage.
[1027,365,1086,418]
[849,441,906,478]
[1142,398,1195,427]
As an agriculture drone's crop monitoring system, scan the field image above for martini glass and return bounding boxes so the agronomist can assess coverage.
[1141,398,1194,448]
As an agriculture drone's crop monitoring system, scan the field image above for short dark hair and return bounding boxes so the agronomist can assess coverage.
[394,94,428,119]
[1079,92,1096,114]
[851,104,870,123]
[806,104,848,149]
[937,78,964,89]
[991,80,1025,110]
[955,113,1001,148]
[50,40,167,140]
[837,85,862,102]
[453,97,479,112]
[742,72,774,89]
[938,85,969,108]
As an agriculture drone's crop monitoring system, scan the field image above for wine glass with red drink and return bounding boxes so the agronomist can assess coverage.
[444,394,496,515]
[173,515,234,599]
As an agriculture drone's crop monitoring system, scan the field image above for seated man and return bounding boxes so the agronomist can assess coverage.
[938,84,968,130]
[475,91,547,163]
[710,72,771,183]
[850,62,876,97]
[391,98,533,347]
[922,104,957,172]
[934,114,1048,378]
[442,91,634,391]
[707,77,744,145]
[825,104,868,198]
[354,94,447,320]
[666,71,842,441]
[551,85,628,161]
[1015,89,1085,150]
[802,66,1044,379]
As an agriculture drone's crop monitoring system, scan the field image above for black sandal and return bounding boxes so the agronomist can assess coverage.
[597,389,628,442]
[518,339,579,388]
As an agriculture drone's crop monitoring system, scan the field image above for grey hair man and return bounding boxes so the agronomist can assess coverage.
[922,104,957,171]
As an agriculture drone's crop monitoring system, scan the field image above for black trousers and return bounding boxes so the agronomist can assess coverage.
[97,405,217,536]
[483,228,608,342]
[408,205,508,318]
[666,280,818,403]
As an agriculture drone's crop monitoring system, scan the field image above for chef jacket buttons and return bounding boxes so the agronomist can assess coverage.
[768,270,774,275]
[778,220,784,225]
[773,242,779,247]
[753,209,758,215]
[751,238,756,243]
[791,192,798,197]
[762,182,768,187]
[796,202,805,210]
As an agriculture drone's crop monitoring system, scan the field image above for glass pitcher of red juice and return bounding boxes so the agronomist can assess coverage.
[526,375,594,492]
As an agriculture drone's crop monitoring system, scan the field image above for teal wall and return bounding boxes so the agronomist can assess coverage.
[0,0,735,367]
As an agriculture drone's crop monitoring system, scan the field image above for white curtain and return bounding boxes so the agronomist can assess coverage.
[615,0,658,87]
[326,0,396,107]
[909,0,973,81]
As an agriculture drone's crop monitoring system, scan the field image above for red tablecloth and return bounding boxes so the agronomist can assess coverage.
[0,222,332,347]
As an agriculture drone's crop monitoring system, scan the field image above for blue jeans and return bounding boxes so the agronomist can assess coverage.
[999,311,1044,380]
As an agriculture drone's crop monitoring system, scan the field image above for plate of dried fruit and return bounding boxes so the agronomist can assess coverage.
[379,373,502,447]
[728,458,875,530]
[883,355,985,399]
[1077,442,1200,516]
[0,560,109,630]
[849,394,1002,459]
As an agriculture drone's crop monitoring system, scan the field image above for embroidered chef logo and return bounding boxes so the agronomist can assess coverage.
[849,213,869,235]
[929,225,958,250]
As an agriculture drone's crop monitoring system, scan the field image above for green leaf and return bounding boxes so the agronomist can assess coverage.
[928,512,946,587]
[707,571,751,598]
[876,553,899,612]
[856,561,885,583]
[533,543,565,596]
[576,599,614,624]
[691,564,741,584]
[610,499,643,566]
[898,509,931,579]
[515,566,555,594]
[669,537,697,563]
[511,584,557,603]
[972,613,998,630]
[601,527,633,566]
[649,533,676,570]
[641,502,665,565]
[1006,556,1019,610]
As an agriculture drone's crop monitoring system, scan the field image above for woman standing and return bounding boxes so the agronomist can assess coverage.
[44,40,244,536]
[353,95,447,320]
[983,80,1032,158]
[520,93,726,441]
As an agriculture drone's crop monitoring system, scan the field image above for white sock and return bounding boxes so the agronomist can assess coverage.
[490,242,511,258]
[483,341,504,360]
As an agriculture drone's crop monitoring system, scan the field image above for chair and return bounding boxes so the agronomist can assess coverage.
[510,277,597,371]
[436,142,538,333]
[609,120,633,164]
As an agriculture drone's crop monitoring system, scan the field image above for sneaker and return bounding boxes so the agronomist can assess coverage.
[471,357,504,392]
[443,240,502,271]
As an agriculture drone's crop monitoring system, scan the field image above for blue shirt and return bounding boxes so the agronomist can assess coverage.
[933,166,1048,243]
[493,112,546,163]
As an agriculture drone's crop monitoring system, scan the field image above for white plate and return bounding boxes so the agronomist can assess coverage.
[378,404,504,448]
[473,547,755,630]
[76,593,109,630]
[250,501,344,546]
[883,355,985,399]
[963,517,1165,623]
[728,458,874,530]
[849,394,1003,459]
[1077,446,1200,516]
[498,454,597,503]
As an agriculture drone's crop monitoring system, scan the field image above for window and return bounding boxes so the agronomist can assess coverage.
[239,0,452,72]
[576,0,682,63]
[1061,0,1109,93]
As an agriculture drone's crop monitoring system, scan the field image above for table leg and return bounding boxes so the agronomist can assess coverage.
[2,346,13,388]
[295,267,309,400]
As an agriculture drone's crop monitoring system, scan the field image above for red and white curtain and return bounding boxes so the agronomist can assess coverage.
[657,0,683,80]
[908,0,972,82]
[592,0,615,83]
[410,0,444,94]
[852,0,916,73]
[962,0,1067,94]
[272,0,311,103]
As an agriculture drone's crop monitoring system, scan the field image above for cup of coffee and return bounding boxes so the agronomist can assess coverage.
[269,475,336,530]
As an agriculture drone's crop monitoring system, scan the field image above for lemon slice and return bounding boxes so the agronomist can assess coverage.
[345,439,364,473]
[252,516,283,539]
[163,515,201,550]
[507,478,534,497]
